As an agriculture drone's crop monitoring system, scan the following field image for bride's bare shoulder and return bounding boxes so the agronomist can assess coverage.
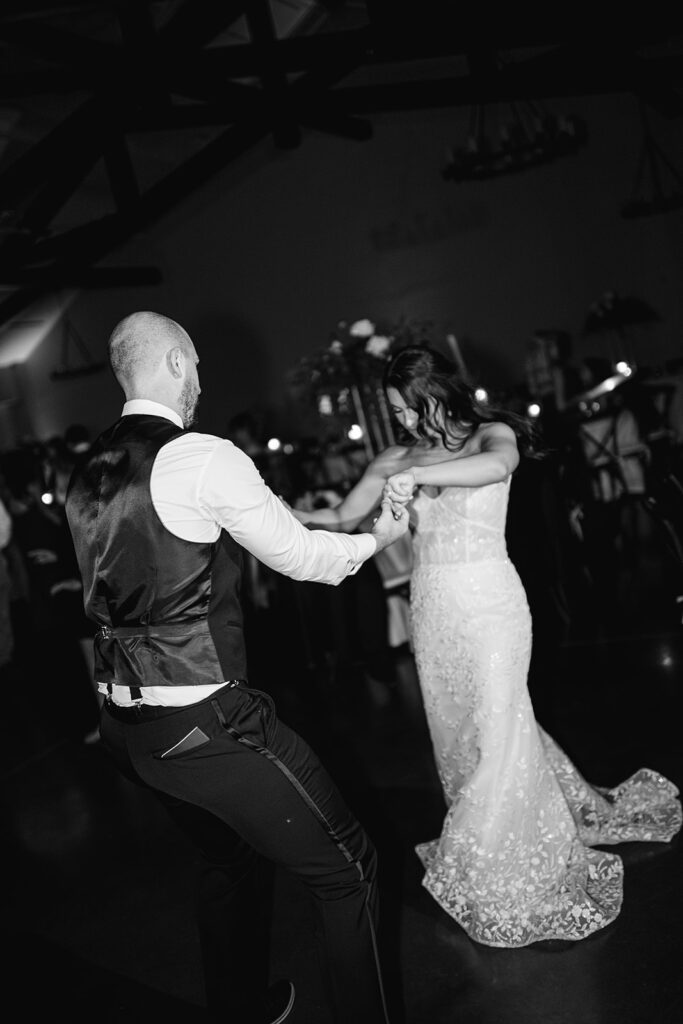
[474,421,518,449]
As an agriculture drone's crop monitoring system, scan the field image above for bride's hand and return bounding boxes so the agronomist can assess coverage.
[384,470,416,507]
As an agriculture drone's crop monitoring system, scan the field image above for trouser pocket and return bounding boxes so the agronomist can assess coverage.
[213,685,277,747]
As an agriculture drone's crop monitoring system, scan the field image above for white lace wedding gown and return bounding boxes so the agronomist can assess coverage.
[410,477,681,947]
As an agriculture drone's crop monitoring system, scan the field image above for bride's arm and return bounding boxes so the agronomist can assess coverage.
[386,423,519,500]
[294,446,407,532]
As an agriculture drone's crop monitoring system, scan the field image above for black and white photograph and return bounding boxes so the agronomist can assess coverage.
[1,4,682,1023]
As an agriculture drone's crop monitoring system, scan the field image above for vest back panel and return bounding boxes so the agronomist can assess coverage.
[66,415,247,687]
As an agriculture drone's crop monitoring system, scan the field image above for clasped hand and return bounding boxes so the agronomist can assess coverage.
[383,470,416,518]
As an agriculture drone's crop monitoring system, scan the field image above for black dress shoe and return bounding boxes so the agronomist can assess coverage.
[262,980,295,1024]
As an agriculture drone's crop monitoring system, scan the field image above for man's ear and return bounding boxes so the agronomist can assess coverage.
[167,346,184,379]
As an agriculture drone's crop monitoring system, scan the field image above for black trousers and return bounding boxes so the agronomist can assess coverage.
[101,681,391,1024]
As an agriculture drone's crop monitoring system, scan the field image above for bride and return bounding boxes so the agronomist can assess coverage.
[295,344,681,947]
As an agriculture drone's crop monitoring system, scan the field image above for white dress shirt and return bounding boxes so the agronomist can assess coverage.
[101,400,377,706]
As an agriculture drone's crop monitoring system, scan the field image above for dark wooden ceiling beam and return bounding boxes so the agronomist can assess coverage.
[0,4,265,294]
[237,13,375,144]
[0,28,375,98]
[0,265,162,286]
[468,43,683,117]
[115,0,171,113]
[102,129,141,214]
[185,28,682,77]
[123,103,241,132]
[17,116,273,268]
[1,41,680,221]
[157,0,249,53]
[0,16,183,121]
[0,98,100,203]
[16,131,102,235]
[166,55,265,112]
[245,0,300,149]
[0,71,82,97]
[3,50,683,105]
[0,19,121,85]
[1,5,681,330]
[330,54,683,112]
[150,20,375,142]
[0,101,106,271]
[0,5,234,104]
[0,0,119,21]
[122,93,372,142]
[0,113,269,320]
[2,25,680,105]
[364,1,683,52]
[297,106,372,141]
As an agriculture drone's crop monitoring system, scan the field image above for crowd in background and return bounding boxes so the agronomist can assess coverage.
[0,425,100,743]
[224,369,683,715]
[1,366,682,749]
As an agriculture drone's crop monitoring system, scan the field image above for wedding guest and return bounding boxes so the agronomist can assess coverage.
[4,444,98,740]
[53,439,101,742]
[64,422,91,461]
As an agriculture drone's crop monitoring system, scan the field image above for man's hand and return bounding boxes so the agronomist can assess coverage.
[383,470,416,508]
[370,496,410,552]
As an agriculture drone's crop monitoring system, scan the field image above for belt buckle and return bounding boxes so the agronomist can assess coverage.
[99,625,113,640]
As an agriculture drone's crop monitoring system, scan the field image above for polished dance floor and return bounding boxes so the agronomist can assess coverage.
[3,549,682,1024]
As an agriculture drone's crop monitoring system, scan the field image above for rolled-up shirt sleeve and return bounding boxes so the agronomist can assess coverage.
[198,440,376,585]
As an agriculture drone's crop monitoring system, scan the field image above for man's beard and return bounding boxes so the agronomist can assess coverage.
[180,380,199,427]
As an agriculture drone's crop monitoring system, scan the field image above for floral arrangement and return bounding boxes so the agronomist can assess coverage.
[288,315,433,394]
[287,315,434,457]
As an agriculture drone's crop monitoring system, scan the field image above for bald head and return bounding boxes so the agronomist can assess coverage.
[108,311,200,425]
[109,312,191,389]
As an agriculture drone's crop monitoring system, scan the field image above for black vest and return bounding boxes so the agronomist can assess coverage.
[65,415,247,688]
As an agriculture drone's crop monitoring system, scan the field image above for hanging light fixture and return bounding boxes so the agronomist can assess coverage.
[621,104,683,218]
[442,55,587,182]
[443,101,587,182]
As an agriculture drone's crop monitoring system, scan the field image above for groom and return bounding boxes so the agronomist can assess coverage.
[65,311,409,1024]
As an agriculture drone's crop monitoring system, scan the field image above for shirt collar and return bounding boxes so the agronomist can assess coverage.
[122,399,184,430]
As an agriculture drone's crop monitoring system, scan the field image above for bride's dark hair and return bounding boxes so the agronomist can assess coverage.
[384,344,538,457]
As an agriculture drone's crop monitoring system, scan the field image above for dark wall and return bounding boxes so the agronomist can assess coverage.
[16,93,683,442]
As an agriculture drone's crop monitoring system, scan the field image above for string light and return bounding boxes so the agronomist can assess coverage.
[267,438,281,452]
[527,402,541,418]
[474,387,488,403]
[348,424,364,441]
[615,361,633,377]
[659,645,674,669]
